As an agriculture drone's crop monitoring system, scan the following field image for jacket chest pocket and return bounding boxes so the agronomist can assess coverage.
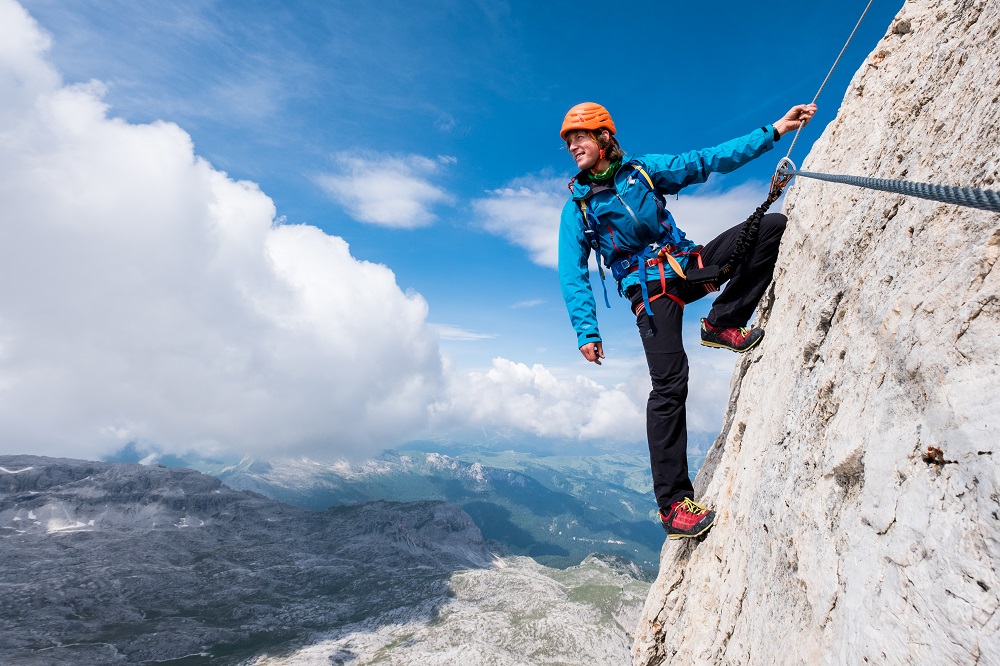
[590,191,658,248]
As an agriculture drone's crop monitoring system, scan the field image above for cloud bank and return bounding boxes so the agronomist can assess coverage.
[431,358,646,442]
[473,174,568,269]
[0,1,441,460]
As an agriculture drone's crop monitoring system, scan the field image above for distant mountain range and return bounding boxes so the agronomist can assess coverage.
[204,443,672,571]
[0,455,648,665]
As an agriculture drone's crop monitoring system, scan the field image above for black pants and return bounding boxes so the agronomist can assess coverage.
[632,213,787,510]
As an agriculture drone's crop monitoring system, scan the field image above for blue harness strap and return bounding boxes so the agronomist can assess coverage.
[578,163,687,316]
[579,199,611,309]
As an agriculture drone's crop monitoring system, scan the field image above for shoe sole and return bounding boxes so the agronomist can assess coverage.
[700,336,764,354]
[667,521,715,540]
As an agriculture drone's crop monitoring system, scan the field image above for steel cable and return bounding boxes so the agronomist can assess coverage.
[779,167,1000,214]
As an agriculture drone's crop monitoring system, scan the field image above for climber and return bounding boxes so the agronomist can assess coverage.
[558,101,816,539]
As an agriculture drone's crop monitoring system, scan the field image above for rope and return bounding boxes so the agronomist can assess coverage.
[686,149,798,285]
[687,173,793,285]
[784,0,876,161]
[778,166,1000,214]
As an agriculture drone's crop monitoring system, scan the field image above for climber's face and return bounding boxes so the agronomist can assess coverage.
[565,130,600,171]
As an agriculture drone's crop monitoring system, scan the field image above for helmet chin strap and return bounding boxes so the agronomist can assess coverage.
[588,131,610,175]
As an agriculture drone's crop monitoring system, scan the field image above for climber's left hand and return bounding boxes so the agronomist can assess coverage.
[773,104,818,136]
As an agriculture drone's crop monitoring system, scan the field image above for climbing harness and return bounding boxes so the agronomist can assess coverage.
[581,152,790,318]
[580,162,696,317]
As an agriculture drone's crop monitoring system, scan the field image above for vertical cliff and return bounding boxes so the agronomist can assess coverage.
[633,0,1000,663]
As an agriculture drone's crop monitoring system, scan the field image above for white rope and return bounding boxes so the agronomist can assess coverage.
[783,0,877,161]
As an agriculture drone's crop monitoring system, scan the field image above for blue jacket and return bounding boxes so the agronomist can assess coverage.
[558,125,778,348]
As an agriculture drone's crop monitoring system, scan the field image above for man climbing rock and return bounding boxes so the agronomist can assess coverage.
[557,101,816,539]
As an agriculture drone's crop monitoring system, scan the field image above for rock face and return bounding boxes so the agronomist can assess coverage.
[633,1,1000,664]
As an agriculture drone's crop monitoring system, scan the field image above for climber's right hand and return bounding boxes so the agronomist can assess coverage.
[580,341,604,365]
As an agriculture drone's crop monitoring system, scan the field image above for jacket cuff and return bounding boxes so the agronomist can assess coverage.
[577,331,602,348]
[761,124,780,142]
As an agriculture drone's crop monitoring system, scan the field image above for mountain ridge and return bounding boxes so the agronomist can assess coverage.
[208,447,666,570]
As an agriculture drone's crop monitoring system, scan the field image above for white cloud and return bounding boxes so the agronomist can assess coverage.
[665,176,772,243]
[683,336,740,436]
[435,325,497,341]
[431,358,646,442]
[0,3,442,460]
[315,152,454,228]
[473,174,568,269]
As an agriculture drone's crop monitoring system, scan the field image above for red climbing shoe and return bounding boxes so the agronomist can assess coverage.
[660,498,716,540]
[700,318,764,353]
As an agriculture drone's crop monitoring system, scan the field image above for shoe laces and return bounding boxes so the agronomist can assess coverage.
[679,497,709,516]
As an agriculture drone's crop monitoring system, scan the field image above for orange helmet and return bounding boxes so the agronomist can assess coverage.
[560,102,616,139]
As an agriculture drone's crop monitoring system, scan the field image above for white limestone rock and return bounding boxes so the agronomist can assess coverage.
[633,0,1000,663]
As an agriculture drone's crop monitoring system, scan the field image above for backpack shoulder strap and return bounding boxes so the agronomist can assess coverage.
[630,163,655,191]
[578,199,611,309]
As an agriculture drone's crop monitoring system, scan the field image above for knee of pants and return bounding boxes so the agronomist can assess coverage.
[649,384,688,411]
[648,359,689,400]
[762,213,787,237]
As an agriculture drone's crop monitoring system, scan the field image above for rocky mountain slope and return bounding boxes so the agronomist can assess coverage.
[0,455,494,664]
[249,554,650,665]
[210,447,664,570]
[633,1,1000,664]
[0,455,647,664]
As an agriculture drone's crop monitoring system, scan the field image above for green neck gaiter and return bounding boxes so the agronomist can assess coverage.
[588,159,620,183]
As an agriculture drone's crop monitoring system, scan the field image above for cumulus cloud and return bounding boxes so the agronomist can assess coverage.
[431,358,646,442]
[664,177,772,243]
[0,2,442,460]
[315,152,455,228]
[473,174,568,269]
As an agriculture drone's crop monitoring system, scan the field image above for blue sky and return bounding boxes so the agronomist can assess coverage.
[1,0,901,461]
